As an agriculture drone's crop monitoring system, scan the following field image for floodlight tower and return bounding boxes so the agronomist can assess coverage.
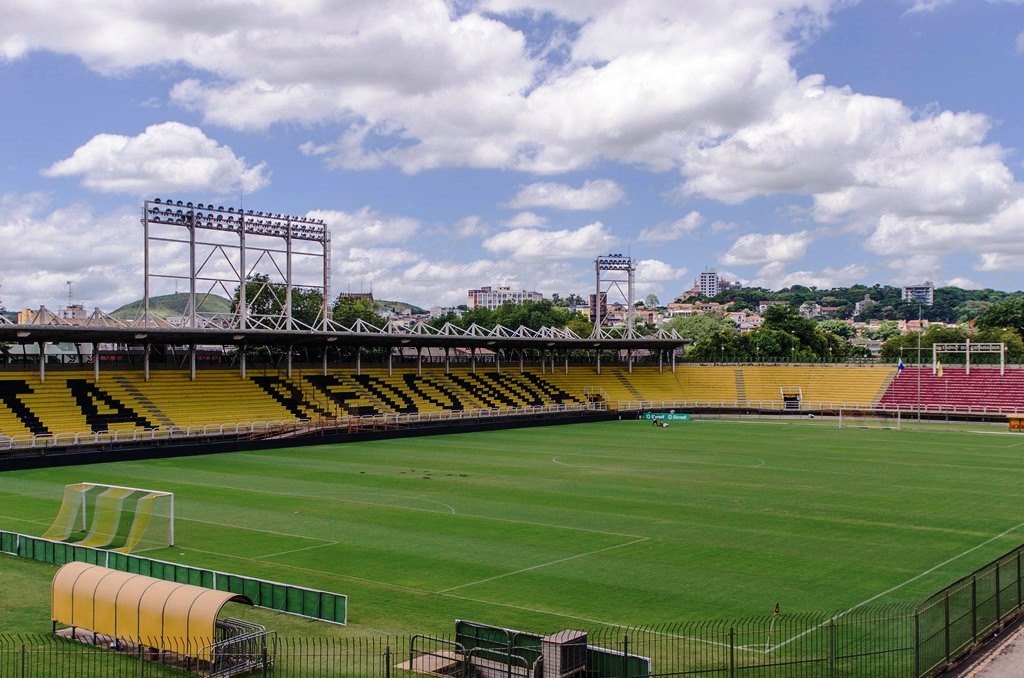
[593,253,636,336]
[141,199,331,331]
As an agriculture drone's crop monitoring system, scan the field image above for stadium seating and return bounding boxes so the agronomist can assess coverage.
[879,366,1024,411]
[5,362,1004,442]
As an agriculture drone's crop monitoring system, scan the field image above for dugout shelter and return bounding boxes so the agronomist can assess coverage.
[51,561,254,663]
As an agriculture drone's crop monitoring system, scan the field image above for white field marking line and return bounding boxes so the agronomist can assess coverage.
[0,515,51,526]
[174,542,663,631]
[254,541,340,560]
[767,520,1024,655]
[150,475,459,515]
[436,537,650,594]
[162,477,646,540]
[551,456,766,471]
[183,518,339,544]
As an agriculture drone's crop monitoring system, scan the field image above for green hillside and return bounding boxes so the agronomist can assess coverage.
[110,292,233,320]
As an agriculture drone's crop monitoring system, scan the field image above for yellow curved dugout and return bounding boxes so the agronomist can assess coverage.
[51,562,252,661]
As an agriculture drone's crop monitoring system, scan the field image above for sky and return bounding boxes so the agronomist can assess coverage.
[2,0,1024,313]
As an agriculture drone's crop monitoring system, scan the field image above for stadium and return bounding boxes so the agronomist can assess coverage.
[2,201,1024,677]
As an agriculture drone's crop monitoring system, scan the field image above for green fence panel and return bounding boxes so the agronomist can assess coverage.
[243,577,262,603]
[1,531,16,554]
[4,531,347,625]
[262,581,279,609]
[301,589,321,618]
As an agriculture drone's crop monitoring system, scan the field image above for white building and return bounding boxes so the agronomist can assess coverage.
[467,286,543,310]
[902,281,934,306]
[697,270,720,298]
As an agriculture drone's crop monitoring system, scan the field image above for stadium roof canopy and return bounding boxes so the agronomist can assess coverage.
[0,313,689,354]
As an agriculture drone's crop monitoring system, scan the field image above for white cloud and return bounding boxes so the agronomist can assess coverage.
[636,259,686,283]
[503,211,548,228]
[306,206,420,248]
[945,276,982,290]
[451,215,489,237]
[720,230,815,266]
[0,193,143,310]
[637,211,703,242]
[905,0,956,14]
[42,122,269,195]
[482,221,618,260]
[752,261,869,290]
[506,179,625,211]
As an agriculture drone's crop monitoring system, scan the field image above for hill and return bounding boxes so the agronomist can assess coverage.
[376,299,427,315]
[110,293,233,320]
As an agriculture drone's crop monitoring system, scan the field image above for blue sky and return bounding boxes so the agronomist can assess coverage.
[1,0,1023,312]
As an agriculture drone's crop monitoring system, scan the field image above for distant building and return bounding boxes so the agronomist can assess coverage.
[757,300,789,314]
[697,270,720,298]
[853,294,874,317]
[468,286,542,310]
[902,281,934,306]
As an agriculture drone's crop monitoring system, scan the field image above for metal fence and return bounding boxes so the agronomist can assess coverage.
[0,608,917,678]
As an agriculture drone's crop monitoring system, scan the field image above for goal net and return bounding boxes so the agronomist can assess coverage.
[838,408,901,431]
[42,482,174,553]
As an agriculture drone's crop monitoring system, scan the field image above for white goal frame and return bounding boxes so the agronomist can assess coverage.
[838,408,901,431]
[43,482,175,553]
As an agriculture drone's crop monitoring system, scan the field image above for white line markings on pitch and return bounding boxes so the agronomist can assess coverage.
[254,541,340,560]
[765,520,1024,654]
[435,537,650,594]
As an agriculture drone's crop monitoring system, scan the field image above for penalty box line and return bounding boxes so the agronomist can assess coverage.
[435,537,650,594]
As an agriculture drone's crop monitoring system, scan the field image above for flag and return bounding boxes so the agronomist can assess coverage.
[897,359,904,373]
[774,602,780,617]
[936,360,943,377]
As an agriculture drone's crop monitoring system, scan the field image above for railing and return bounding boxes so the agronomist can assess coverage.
[614,399,1024,416]
[0,402,608,455]
[0,608,918,677]
[4,563,1023,677]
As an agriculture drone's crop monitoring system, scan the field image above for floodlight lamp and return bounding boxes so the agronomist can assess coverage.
[218,205,225,210]
[176,200,183,206]
[154,198,162,204]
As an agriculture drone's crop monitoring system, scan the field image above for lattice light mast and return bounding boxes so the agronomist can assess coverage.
[593,253,636,335]
[142,199,331,331]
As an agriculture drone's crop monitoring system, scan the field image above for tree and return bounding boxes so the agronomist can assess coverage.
[232,273,324,328]
[664,313,736,350]
[332,295,385,328]
[976,296,1024,338]
[817,320,854,340]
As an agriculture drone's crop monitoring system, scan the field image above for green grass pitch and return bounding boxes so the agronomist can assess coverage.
[2,418,1024,636]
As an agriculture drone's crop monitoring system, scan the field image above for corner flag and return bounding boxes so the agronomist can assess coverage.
[897,359,904,373]
[936,360,943,377]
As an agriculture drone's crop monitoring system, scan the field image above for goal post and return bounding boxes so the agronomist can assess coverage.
[42,482,174,553]
[838,408,901,431]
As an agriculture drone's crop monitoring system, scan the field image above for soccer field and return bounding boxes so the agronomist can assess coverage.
[2,418,1023,636]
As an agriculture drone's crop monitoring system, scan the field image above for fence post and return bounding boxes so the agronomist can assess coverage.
[971,576,977,645]
[914,609,921,678]
[622,634,629,678]
[729,627,735,678]
[20,642,26,678]
[827,618,836,678]
[996,562,1002,624]
[138,643,144,678]
[944,590,951,667]
[261,634,269,677]
[1018,550,1023,612]
[385,644,391,678]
